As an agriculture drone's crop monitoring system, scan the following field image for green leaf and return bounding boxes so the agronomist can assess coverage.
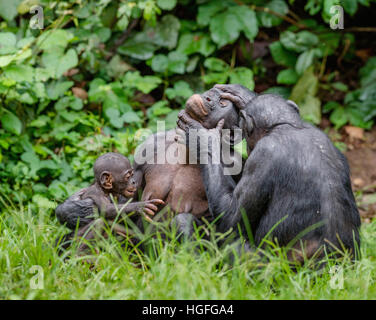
[105,108,123,128]
[332,82,348,92]
[295,48,320,75]
[151,54,169,73]
[204,58,229,72]
[197,1,228,26]
[0,55,15,68]
[264,86,291,99]
[258,0,289,27]
[42,48,78,78]
[1,110,22,135]
[359,57,376,87]
[269,41,297,68]
[176,33,216,57]
[228,6,258,42]
[0,0,22,21]
[229,67,254,90]
[209,11,242,48]
[165,81,193,100]
[55,96,83,111]
[290,67,321,124]
[167,51,188,74]
[280,30,319,53]
[3,64,34,82]
[122,111,141,124]
[106,55,133,79]
[342,0,358,15]
[147,100,172,118]
[123,71,162,94]
[144,14,181,49]
[323,101,341,113]
[37,29,73,51]
[209,6,258,48]
[157,0,177,10]
[329,106,348,129]
[277,68,299,85]
[46,81,74,100]
[118,37,158,60]
[57,49,78,78]
[0,32,17,55]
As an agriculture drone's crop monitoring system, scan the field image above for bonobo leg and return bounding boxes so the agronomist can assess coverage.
[56,218,134,256]
[170,213,203,240]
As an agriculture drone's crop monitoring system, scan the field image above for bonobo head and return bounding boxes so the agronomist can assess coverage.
[94,152,137,198]
[185,87,246,130]
[239,94,302,149]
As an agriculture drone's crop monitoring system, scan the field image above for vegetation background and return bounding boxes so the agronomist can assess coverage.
[0,0,376,299]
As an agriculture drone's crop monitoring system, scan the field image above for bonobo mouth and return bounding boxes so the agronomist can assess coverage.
[185,94,208,122]
[124,187,137,198]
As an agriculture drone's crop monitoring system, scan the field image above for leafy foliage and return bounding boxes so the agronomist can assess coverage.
[0,0,375,207]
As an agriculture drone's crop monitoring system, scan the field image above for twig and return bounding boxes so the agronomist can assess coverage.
[108,18,140,59]
[233,0,306,29]
[344,27,376,32]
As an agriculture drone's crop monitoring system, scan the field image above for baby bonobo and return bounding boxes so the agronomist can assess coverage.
[56,152,164,254]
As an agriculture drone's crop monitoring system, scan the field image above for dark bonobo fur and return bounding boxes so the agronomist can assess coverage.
[177,85,361,260]
[133,87,254,223]
[55,152,163,251]
[55,87,255,240]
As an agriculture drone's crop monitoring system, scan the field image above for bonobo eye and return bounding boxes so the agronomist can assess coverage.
[124,169,133,180]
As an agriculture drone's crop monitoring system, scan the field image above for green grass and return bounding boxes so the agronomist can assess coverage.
[1,200,376,300]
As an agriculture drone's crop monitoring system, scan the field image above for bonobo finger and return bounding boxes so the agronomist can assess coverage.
[176,120,187,132]
[174,129,186,145]
[178,110,202,129]
[216,119,225,131]
[143,214,153,222]
[215,84,249,95]
[149,199,165,205]
[144,208,155,216]
[219,93,245,109]
[145,203,158,212]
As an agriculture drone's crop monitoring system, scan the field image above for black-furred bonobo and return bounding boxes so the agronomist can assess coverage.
[177,84,361,261]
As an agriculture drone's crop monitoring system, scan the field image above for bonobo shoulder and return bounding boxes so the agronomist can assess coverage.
[243,138,278,172]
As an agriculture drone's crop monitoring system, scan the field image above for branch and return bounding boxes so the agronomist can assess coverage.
[233,0,306,29]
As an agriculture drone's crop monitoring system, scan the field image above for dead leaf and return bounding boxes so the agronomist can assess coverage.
[72,87,88,100]
[353,177,364,187]
[344,126,364,141]
[63,68,79,77]
[355,49,372,62]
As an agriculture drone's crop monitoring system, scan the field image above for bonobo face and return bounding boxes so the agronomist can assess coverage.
[113,166,137,198]
[185,88,239,130]
[95,153,137,198]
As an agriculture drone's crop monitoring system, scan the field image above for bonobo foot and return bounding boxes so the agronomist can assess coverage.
[170,213,202,241]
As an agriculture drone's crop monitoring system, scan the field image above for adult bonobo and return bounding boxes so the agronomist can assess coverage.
[133,86,254,222]
[177,84,361,261]
[55,86,255,236]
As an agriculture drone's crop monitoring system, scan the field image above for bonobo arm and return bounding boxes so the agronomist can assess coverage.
[99,199,164,222]
[55,189,95,229]
[201,143,273,234]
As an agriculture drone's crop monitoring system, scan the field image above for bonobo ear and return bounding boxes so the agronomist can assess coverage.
[100,171,113,190]
[240,110,253,135]
[287,100,300,114]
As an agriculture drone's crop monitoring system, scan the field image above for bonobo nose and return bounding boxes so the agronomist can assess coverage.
[185,94,208,120]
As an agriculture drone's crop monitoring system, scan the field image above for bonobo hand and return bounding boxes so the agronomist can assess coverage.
[214,84,257,109]
[175,110,224,161]
[123,199,165,222]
